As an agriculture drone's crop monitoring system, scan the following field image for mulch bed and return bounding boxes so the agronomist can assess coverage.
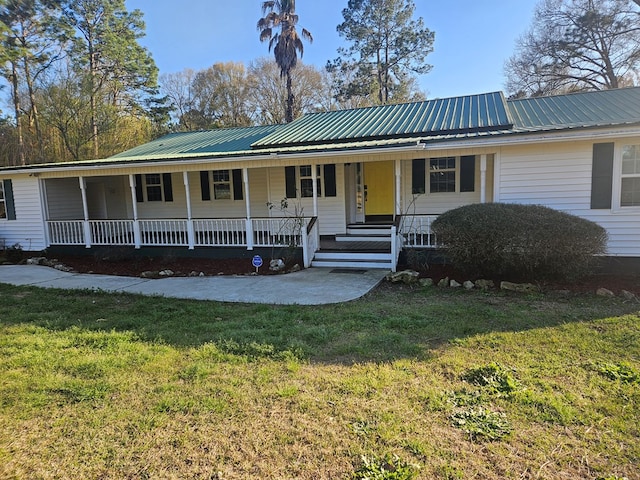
[31,254,640,296]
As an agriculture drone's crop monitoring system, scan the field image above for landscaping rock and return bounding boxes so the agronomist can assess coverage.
[419,278,434,287]
[159,269,174,277]
[289,263,301,273]
[450,280,462,288]
[621,290,638,301]
[596,287,615,297]
[500,281,541,293]
[269,258,286,272]
[53,263,74,272]
[463,280,475,290]
[386,270,420,284]
[27,257,47,265]
[475,279,495,290]
[438,277,449,287]
[140,270,160,279]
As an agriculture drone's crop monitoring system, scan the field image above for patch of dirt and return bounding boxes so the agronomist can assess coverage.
[399,263,640,296]
[17,254,640,296]
[46,255,277,277]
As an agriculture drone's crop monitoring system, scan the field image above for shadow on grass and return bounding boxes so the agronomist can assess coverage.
[0,282,636,364]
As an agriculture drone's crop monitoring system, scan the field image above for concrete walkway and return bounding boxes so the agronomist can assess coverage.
[0,265,387,305]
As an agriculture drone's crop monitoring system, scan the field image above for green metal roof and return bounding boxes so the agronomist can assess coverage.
[108,124,279,161]
[4,88,640,173]
[252,91,513,148]
[507,87,640,132]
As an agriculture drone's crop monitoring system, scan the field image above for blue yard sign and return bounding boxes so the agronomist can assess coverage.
[252,255,263,271]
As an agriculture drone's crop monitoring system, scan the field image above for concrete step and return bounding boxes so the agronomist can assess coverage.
[314,251,391,261]
[335,233,391,242]
[311,259,392,269]
[346,224,392,236]
[312,251,393,270]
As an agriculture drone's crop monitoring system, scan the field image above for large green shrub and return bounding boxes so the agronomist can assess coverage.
[431,203,607,281]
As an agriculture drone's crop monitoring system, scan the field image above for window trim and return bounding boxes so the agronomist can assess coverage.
[412,156,476,195]
[613,141,640,213]
[201,169,243,201]
[212,169,232,200]
[0,180,5,220]
[144,173,164,202]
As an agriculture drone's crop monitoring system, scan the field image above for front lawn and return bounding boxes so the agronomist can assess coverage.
[0,283,638,479]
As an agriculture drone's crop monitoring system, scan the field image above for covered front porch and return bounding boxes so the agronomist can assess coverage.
[40,149,494,271]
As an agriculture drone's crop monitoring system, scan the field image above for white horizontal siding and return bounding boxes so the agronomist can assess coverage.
[46,178,84,220]
[400,157,491,215]
[498,140,640,257]
[0,177,46,251]
[268,165,346,236]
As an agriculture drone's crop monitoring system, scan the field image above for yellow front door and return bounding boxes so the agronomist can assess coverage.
[364,161,394,217]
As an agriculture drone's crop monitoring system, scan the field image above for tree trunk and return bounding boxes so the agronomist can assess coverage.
[10,61,26,166]
[285,71,294,123]
[89,48,99,158]
[23,58,44,161]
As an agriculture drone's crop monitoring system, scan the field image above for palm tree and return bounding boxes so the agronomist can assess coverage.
[257,0,312,123]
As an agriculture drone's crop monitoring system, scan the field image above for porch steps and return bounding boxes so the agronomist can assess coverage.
[312,225,394,269]
[345,224,393,236]
[311,251,393,270]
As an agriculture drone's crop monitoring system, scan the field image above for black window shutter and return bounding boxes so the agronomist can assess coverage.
[324,164,337,197]
[134,174,144,202]
[200,171,211,201]
[591,143,614,209]
[285,166,296,198]
[232,169,244,200]
[162,173,173,202]
[460,155,476,192]
[412,159,426,194]
[3,179,16,220]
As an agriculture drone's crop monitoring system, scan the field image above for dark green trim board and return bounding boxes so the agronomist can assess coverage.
[591,143,614,209]
[460,155,476,193]
[162,173,174,202]
[200,171,211,201]
[285,166,296,199]
[2,179,16,220]
[412,159,426,194]
[134,174,144,202]
[324,164,337,197]
[232,169,244,201]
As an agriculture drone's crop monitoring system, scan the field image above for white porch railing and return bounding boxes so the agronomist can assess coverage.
[139,219,189,246]
[253,217,311,247]
[302,217,320,268]
[47,216,317,252]
[90,220,135,245]
[48,220,85,245]
[400,215,438,248]
[193,219,247,247]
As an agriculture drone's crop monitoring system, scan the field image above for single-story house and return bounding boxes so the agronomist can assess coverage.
[1,88,639,272]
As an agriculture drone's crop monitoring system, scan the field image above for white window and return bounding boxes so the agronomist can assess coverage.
[0,181,5,219]
[300,165,322,198]
[429,157,456,193]
[212,170,231,200]
[621,145,640,207]
[145,174,163,202]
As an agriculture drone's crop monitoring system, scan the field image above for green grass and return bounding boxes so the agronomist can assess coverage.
[0,283,638,479]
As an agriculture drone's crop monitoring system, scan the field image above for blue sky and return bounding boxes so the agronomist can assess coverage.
[130,0,539,98]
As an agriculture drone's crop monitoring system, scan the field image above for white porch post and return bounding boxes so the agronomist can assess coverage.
[480,154,487,204]
[79,176,91,248]
[243,168,254,250]
[128,174,141,248]
[395,159,402,215]
[183,171,195,249]
[312,163,318,217]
